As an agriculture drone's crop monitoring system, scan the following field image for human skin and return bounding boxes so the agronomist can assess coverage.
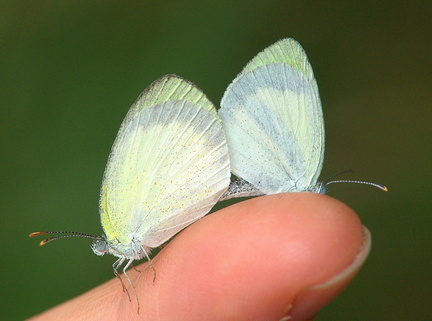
[29,193,371,321]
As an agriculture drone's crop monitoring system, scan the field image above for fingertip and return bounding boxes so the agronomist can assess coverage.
[154,193,367,320]
[287,225,371,321]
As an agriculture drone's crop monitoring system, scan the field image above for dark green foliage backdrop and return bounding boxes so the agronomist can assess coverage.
[1,1,430,320]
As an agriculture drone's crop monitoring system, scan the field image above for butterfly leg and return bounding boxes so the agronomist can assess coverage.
[112,257,131,301]
[142,248,157,284]
[122,258,139,313]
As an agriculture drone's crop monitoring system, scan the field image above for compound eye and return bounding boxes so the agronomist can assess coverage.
[91,237,107,256]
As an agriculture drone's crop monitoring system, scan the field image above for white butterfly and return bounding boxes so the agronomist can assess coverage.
[31,75,231,310]
[219,38,386,200]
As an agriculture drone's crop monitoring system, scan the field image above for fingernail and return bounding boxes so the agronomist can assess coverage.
[281,226,372,321]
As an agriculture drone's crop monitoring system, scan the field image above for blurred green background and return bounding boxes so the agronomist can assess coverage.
[1,1,431,320]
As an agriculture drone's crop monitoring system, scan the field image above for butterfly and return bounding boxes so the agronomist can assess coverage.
[218,38,386,201]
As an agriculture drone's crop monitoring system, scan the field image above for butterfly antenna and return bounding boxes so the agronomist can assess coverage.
[325,179,387,191]
[323,169,388,191]
[29,231,97,246]
[322,169,354,184]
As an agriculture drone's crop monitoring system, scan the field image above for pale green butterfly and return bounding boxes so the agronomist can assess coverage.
[31,74,231,311]
[219,38,386,200]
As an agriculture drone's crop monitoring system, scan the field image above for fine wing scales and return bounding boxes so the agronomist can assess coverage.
[100,75,230,248]
[219,38,324,196]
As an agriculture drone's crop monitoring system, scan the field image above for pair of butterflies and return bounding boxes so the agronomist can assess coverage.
[31,38,385,294]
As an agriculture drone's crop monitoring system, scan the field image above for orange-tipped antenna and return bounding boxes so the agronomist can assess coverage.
[29,231,97,246]
[323,169,388,192]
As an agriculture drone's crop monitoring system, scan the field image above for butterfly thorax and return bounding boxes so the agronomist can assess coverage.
[91,234,150,260]
[306,181,327,194]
